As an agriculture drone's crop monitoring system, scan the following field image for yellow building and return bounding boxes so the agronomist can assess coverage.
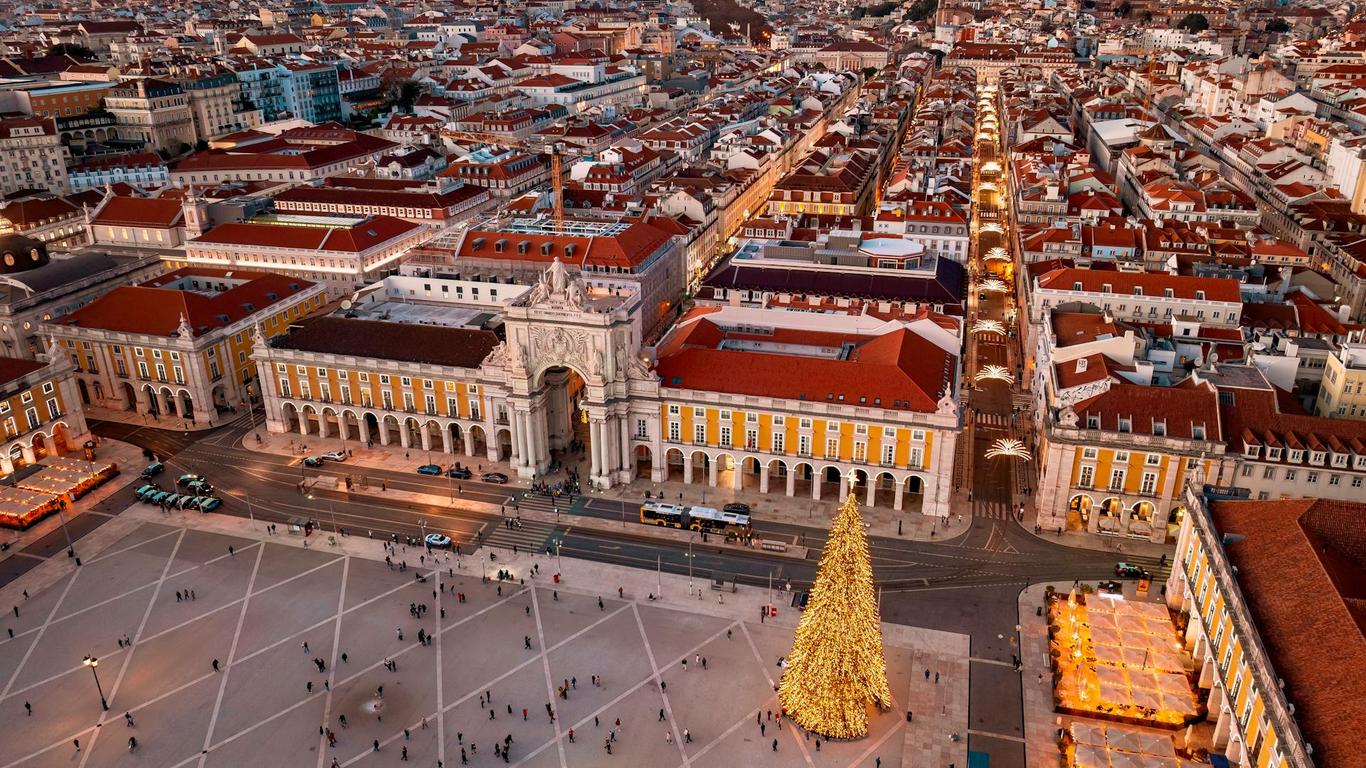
[46,268,326,426]
[1313,343,1366,419]
[1166,482,1362,768]
[0,348,88,474]
[255,268,963,515]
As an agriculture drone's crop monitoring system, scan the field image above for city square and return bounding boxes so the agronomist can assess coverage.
[0,508,969,768]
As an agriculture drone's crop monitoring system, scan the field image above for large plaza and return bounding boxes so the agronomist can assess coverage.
[0,509,968,768]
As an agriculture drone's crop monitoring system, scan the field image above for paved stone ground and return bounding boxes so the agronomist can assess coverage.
[0,510,969,768]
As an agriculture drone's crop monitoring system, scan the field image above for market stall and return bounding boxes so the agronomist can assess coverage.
[1066,721,1208,768]
[1049,590,1200,726]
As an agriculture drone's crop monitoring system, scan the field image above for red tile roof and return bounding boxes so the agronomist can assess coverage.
[1208,498,1366,767]
[55,268,316,337]
[191,215,420,253]
[90,196,184,228]
[655,312,954,411]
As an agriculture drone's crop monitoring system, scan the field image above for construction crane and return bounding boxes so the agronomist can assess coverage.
[549,141,566,230]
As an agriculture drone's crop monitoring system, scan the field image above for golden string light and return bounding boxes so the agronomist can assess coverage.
[777,484,891,739]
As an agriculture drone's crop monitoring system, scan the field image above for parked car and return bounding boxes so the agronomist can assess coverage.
[480,472,509,484]
[424,533,452,549]
[722,502,752,515]
[141,462,164,478]
[163,494,184,508]
[1097,580,1124,596]
[175,495,199,510]
[447,465,472,479]
[134,484,160,501]
[197,497,223,512]
[320,450,347,462]
[1114,562,1150,579]
[417,464,443,476]
[302,456,324,467]
[176,474,205,488]
[185,480,214,496]
[149,491,171,505]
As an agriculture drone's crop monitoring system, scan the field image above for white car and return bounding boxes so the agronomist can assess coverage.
[424,533,452,549]
[320,450,347,462]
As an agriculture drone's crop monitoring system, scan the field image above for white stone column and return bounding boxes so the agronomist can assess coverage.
[317,414,329,439]
[589,420,603,478]
[683,452,694,484]
[441,425,453,454]
[619,416,631,476]
[298,414,308,437]
[708,456,718,487]
[731,459,742,490]
[378,420,390,446]
[515,411,529,469]
[463,428,475,457]
[399,423,412,449]
[358,415,371,446]
[786,468,796,497]
[812,472,821,501]
[866,475,876,507]
[419,425,432,452]
[894,481,905,511]
[838,473,849,500]
[759,463,770,493]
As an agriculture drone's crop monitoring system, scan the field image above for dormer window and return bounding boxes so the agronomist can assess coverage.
[1118,418,1132,433]
[1195,290,1206,300]
[1073,281,1083,291]
[1289,449,1304,463]
[1243,442,1260,459]
[1192,425,1205,440]
[1101,283,1112,294]
[1266,447,1282,461]
[1310,451,1326,465]
[1133,286,1143,296]
[1163,288,1174,298]
[1333,452,1348,467]
[1152,420,1165,436]
[1087,414,1100,429]
[1355,454,1366,470]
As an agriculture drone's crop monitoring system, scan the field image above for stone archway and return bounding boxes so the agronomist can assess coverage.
[634,444,652,479]
[666,448,686,482]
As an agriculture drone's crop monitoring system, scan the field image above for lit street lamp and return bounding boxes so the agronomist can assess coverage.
[82,655,108,710]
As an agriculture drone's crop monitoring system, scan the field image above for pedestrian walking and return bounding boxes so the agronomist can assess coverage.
[24,701,31,716]
[306,681,313,693]
[212,659,220,672]
[190,590,196,600]
[176,591,182,602]
[404,728,410,740]
[761,722,766,736]
[228,546,235,556]
[665,730,673,745]
[659,708,666,722]
[128,737,137,752]
[302,641,310,653]
[934,671,939,684]
[73,739,80,752]
[568,728,575,743]
[598,597,603,611]
[401,746,408,761]
[684,729,692,743]
[373,739,380,752]
[339,715,348,728]
[772,738,778,752]
[125,711,134,727]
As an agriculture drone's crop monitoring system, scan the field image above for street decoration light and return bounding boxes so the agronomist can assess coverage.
[985,438,1032,462]
[984,247,1010,262]
[971,319,1006,336]
[978,278,1009,293]
[974,365,1012,384]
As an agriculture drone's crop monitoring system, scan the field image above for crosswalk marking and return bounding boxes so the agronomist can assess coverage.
[972,498,1014,520]
[482,517,557,554]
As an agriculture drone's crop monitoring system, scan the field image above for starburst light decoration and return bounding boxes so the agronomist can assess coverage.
[978,278,1009,293]
[985,438,1033,461]
[971,319,1006,335]
[777,483,891,739]
[984,247,1010,262]
[975,365,1013,384]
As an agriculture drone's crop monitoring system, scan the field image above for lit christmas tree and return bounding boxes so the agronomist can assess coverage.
[777,486,892,739]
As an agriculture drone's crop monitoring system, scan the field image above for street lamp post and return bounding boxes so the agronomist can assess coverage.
[82,655,108,710]
[55,499,75,559]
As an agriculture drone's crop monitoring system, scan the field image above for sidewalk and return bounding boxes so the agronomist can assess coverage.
[248,428,973,543]
[1017,502,1174,560]
[83,404,237,432]
[1019,582,1066,768]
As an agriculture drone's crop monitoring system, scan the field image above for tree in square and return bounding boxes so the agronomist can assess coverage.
[777,485,892,739]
